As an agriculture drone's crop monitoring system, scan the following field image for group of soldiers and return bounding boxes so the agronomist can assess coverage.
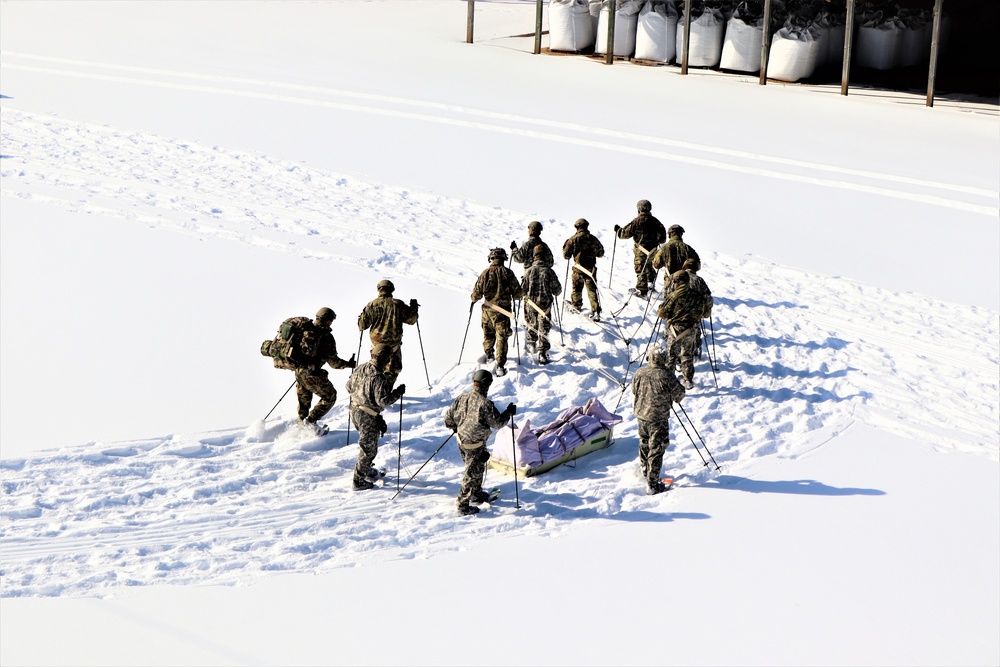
[272,199,715,510]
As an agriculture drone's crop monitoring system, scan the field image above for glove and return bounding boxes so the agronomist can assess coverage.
[614,224,621,233]
[510,241,518,251]
[505,402,517,417]
[376,415,388,436]
[347,354,357,369]
[393,383,406,400]
[409,298,419,311]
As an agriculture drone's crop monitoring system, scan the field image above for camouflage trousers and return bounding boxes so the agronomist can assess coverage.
[481,308,513,366]
[457,445,491,509]
[570,267,601,314]
[633,247,656,293]
[295,367,337,422]
[350,409,385,485]
[524,304,553,354]
[638,418,671,488]
[370,340,403,387]
[667,322,699,382]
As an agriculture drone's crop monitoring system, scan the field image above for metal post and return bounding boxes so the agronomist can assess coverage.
[466,0,475,44]
[841,0,855,96]
[926,0,944,107]
[534,0,544,55]
[605,1,617,65]
[681,0,692,75]
[758,0,772,85]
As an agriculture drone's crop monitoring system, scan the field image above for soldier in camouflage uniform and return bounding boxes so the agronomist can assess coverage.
[296,307,356,435]
[444,369,516,515]
[614,199,666,297]
[345,344,406,490]
[520,244,562,365]
[357,279,419,388]
[651,224,701,293]
[471,248,524,377]
[561,218,606,321]
[510,220,554,271]
[631,346,686,494]
[657,270,708,387]
[665,258,714,354]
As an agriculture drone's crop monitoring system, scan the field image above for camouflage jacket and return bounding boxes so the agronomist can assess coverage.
[520,260,562,311]
[666,270,713,317]
[311,324,353,371]
[358,295,418,345]
[444,388,511,449]
[562,230,605,270]
[658,284,707,329]
[345,361,400,414]
[617,213,666,253]
[472,264,523,311]
[632,363,685,423]
[652,238,701,275]
[512,237,554,269]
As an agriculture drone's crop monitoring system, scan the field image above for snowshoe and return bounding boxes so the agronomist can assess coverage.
[301,419,329,436]
[649,478,674,495]
[353,478,375,491]
[564,301,581,314]
[365,467,387,481]
[458,504,480,516]
[537,351,550,365]
[493,365,507,377]
[473,487,500,504]
[589,312,602,323]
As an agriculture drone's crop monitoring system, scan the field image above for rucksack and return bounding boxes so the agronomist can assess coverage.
[260,316,321,370]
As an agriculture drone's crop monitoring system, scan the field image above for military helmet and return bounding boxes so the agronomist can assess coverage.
[377,279,395,294]
[682,258,698,271]
[671,269,690,284]
[316,307,336,323]
[647,346,669,367]
[574,218,589,230]
[637,199,652,213]
[488,247,508,263]
[472,369,493,387]
[668,224,685,237]
[528,220,543,235]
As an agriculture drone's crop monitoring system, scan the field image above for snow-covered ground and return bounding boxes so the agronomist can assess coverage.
[1,2,998,665]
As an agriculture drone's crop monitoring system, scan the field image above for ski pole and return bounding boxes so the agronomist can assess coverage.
[513,301,521,366]
[510,414,520,509]
[346,331,365,445]
[608,233,617,289]
[458,301,474,364]
[678,403,721,471]
[397,396,403,494]
[391,433,454,501]
[710,314,719,371]
[670,403,708,467]
[559,259,571,325]
[700,321,719,389]
[415,319,432,389]
[263,381,295,421]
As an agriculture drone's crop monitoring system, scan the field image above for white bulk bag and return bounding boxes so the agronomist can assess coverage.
[856,15,905,70]
[767,24,821,82]
[594,0,642,57]
[634,0,678,63]
[720,11,763,72]
[898,10,931,68]
[549,0,597,52]
[589,0,602,37]
[676,7,725,67]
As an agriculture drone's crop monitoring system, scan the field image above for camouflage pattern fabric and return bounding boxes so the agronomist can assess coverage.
[444,388,511,451]
[350,410,382,486]
[617,213,665,292]
[313,324,354,371]
[512,237,554,269]
[667,323,700,382]
[457,445,491,510]
[562,230,604,313]
[652,238,701,283]
[481,307,513,366]
[638,419,670,489]
[345,360,402,486]
[666,270,713,318]
[471,264,523,312]
[294,367,337,422]
[657,284,707,331]
[569,268,601,314]
[520,261,562,354]
[358,296,417,383]
[633,356,685,489]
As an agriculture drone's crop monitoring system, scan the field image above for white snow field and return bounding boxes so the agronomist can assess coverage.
[1,1,998,666]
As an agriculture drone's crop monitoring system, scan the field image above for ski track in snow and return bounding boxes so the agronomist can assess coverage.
[1,108,997,598]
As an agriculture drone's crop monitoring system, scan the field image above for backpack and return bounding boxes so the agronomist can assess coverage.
[260,316,321,370]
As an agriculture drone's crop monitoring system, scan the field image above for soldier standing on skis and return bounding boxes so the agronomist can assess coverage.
[284,307,356,435]
[444,369,515,515]
[666,258,714,354]
[357,279,419,388]
[651,224,701,292]
[510,220,554,271]
[614,199,665,298]
[658,270,709,388]
[562,218,605,321]
[631,346,686,494]
[345,344,405,490]
[520,244,562,365]
[471,247,524,377]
